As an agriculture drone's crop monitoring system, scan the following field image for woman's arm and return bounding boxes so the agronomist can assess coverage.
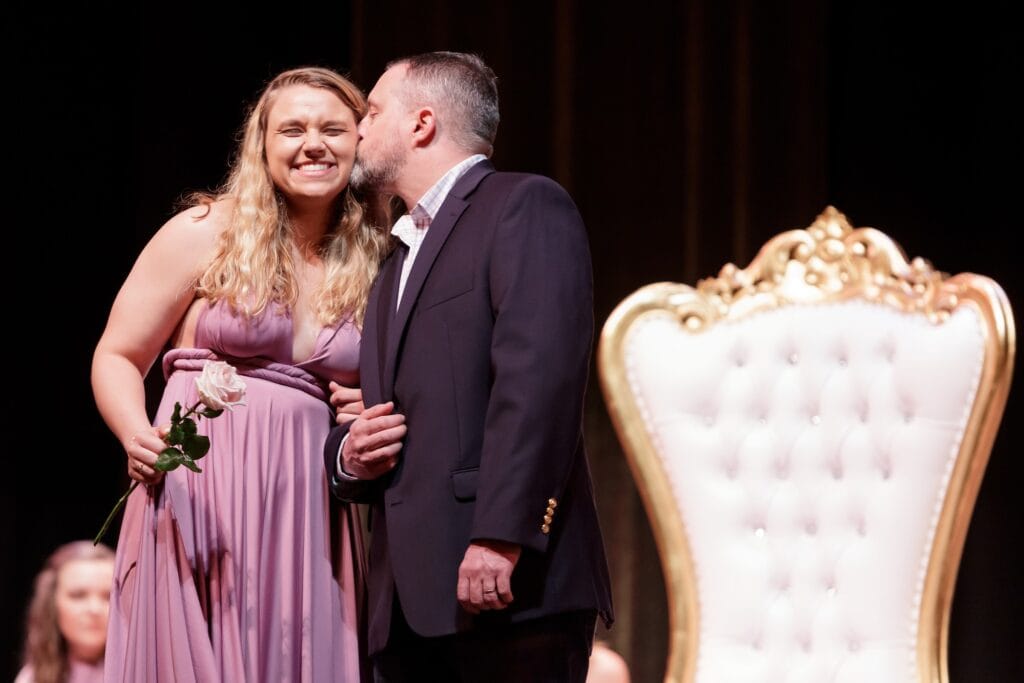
[91,202,226,484]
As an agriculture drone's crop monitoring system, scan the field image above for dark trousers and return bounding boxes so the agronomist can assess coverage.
[374,599,597,683]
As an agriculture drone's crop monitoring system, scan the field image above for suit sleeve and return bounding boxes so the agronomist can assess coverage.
[470,175,594,553]
[324,422,385,503]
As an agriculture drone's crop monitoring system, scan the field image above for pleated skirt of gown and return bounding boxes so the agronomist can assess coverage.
[104,353,367,682]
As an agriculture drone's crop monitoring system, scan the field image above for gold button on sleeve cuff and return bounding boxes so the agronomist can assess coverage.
[541,523,551,534]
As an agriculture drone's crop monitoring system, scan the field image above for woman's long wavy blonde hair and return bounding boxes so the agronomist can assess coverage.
[195,67,391,327]
[21,541,115,683]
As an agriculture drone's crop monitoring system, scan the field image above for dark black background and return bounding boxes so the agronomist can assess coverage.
[6,2,1020,681]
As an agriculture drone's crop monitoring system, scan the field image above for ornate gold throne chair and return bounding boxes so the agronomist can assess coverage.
[598,207,1014,683]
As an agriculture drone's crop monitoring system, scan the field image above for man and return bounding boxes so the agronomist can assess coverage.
[326,51,613,681]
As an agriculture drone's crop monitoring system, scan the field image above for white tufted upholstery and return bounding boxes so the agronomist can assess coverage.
[598,208,1015,683]
[628,302,980,682]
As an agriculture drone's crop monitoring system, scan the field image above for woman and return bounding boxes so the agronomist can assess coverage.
[16,541,116,683]
[91,67,390,682]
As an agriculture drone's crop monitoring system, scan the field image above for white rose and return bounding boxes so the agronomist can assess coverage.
[194,361,247,411]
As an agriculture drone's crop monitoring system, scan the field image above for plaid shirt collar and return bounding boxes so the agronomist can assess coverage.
[391,154,487,246]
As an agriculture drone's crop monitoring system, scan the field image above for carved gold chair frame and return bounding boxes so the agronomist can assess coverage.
[598,207,1015,682]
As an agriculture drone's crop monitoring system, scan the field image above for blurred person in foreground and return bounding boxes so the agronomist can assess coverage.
[16,541,115,683]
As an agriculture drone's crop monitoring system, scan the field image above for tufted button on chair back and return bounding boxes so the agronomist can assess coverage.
[598,208,1015,683]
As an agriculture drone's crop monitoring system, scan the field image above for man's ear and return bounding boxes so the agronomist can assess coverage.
[411,106,437,147]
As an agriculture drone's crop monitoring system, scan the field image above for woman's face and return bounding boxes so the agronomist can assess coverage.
[54,558,114,662]
[264,84,359,205]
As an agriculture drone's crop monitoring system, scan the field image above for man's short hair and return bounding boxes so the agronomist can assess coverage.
[391,51,499,155]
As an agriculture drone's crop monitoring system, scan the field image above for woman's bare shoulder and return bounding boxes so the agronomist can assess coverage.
[172,197,235,235]
[132,197,232,270]
[148,197,235,255]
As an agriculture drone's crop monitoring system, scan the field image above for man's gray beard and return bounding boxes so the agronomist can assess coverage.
[350,153,401,193]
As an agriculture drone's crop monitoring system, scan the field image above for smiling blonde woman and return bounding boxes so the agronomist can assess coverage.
[91,67,391,683]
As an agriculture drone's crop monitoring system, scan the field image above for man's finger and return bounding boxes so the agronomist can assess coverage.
[481,581,504,610]
[468,577,484,609]
[349,413,405,442]
[356,444,402,470]
[457,574,479,614]
[360,413,406,434]
[495,572,514,605]
[355,424,407,453]
[360,401,397,420]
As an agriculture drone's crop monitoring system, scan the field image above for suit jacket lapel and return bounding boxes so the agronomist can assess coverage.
[362,250,402,404]
[382,160,494,398]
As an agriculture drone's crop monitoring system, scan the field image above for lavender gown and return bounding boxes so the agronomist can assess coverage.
[105,300,366,682]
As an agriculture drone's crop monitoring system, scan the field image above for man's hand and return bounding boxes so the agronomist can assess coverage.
[457,540,522,614]
[329,381,364,426]
[341,402,406,479]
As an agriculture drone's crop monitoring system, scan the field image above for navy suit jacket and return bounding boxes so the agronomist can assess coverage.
[325,159,614,655]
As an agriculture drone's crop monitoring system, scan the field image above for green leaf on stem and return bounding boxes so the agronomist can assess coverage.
[180,417,197,435]
[200,407,224,419]
[154,447,184,472]
[183,433,211,460]
[180,456,203,473]
[170,402,182,424]
[166,423,185,446]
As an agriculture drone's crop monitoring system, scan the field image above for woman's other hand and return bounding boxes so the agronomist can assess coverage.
[329,382,363,425]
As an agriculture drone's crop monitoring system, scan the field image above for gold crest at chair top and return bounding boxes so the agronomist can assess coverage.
[598,206,1015,683]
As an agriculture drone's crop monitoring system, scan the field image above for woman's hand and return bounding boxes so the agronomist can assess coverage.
[123,425,170,485]
[329,382,364,426]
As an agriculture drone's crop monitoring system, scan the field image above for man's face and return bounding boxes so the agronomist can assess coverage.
[350,64,409,193]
